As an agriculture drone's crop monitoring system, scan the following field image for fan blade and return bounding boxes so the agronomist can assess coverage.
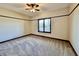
[36,5,39,7]
[26,4,31,6]
[35,9,40,11]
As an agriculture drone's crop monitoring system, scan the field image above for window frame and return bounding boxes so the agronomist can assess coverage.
[38,18,51,33]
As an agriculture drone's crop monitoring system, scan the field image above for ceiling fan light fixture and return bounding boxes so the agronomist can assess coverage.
[30,9,35,12]
[25,3,40,12]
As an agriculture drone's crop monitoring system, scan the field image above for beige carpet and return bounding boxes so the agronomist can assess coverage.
[0,35,76,56]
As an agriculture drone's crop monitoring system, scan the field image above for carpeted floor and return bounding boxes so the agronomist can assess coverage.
[0,35,76,56]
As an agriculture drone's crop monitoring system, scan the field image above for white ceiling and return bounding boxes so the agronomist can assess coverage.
[0,3,71,18]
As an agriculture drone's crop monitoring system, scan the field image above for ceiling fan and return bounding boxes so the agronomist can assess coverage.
[25,3,40,12]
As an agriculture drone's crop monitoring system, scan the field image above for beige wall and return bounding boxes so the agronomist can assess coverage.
[31,8,69,40]
[0,7,31,42]
[69,4,79,55]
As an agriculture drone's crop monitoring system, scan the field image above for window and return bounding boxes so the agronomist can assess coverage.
[38,18,51,33]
